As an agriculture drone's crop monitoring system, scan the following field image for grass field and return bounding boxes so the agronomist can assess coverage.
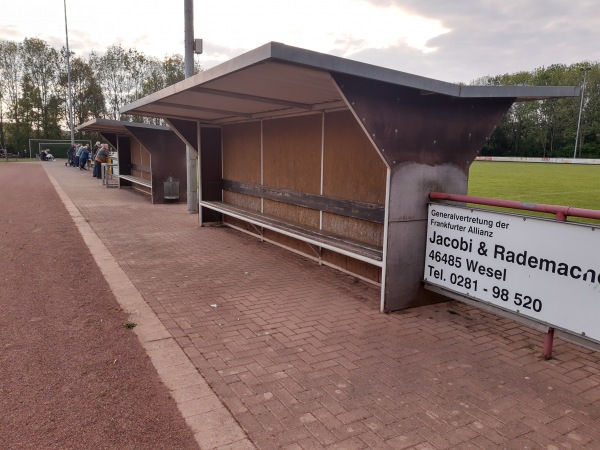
[468,162,600,222]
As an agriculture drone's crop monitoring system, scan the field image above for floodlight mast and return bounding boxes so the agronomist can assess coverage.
[573,66,592,159]
[63,0,75,146]
[184,0,199,214]
[184,0,194,79]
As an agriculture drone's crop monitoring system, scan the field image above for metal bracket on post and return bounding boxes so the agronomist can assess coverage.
[542,327,555,360]
[194,39,203,54]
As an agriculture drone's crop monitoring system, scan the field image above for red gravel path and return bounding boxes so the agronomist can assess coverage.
[0,163,199,449]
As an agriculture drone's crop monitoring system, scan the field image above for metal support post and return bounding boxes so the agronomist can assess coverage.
[542,328,555,360]
[184,0,199,213]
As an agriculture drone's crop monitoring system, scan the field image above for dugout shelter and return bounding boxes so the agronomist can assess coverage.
[76,118,191,204]
[120,42,578,312]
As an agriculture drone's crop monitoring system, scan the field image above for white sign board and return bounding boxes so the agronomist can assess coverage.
[424,204,600,344]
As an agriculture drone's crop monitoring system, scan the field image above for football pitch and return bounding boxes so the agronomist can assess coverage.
[468,162,600,215]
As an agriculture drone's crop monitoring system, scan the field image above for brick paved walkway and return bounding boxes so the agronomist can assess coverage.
[46,161,600,449]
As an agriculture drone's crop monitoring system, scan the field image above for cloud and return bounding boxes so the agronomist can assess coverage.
[356,0,600,82]
[198,0,449,59]
[1,0,597,84]
[0,25,26,41]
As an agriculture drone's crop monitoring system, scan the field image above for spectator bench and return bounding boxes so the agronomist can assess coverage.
[2,152,19,160]
[119,174,152,195]
[200,200,384,267]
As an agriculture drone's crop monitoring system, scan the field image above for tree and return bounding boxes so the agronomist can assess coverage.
[0,36,207,148]
[91,45,153,120]
[134,54,191,125]
[475,63,600,158]
[16,75,36,148]
[13,35,598,158]
[163,55,187,87]
[0,39,24,150]
[578,66,600,158]
[58,53,105,127]
[21,38,62,138]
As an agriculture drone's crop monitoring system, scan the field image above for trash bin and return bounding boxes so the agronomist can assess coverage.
[164,176,179,200]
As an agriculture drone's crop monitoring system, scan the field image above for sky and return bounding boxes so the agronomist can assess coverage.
[1,0,598,84]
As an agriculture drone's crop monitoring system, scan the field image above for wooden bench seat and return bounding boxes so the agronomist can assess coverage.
[200,200,384,266]
[119,174,152,189]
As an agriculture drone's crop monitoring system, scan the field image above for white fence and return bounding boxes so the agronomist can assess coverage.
[475,156,600,165]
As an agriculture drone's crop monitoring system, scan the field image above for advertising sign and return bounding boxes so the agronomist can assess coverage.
[424,204,600,344]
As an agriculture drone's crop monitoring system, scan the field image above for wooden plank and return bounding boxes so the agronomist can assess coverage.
[320,250,381,283]
[223,179,385,224]
[323,110,387,204]
[263,199,320,229]
[222,122,261,183]
[200,200,383,264]
[141,143,150,170]
[263,228,314,256]
[322,212,384,247]
[263,199,320,253]
[263,115,321,194]
[223,190,261,211]
[131,139,142,165]
[131,163,151,173]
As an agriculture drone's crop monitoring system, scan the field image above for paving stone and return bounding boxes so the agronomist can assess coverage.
[45,162,600,449]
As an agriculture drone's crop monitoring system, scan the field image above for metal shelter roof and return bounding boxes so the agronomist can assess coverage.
[76,118,169,135]
[120,42,579,125]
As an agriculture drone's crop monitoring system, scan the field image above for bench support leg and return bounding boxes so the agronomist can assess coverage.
[305,242,322,263]
[249,223,262,238]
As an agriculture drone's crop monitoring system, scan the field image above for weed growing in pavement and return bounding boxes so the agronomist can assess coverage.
[122,322,137,329]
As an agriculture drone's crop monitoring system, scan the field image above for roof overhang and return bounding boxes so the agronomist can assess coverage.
[120,42,580,125]
[76,118,170,135]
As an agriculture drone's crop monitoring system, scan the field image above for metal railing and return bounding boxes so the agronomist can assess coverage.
[430,192,600,222]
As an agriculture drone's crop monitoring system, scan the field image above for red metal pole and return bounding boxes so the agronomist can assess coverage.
[429,192,600,221]
[541,212,568,359]
[543,328,555,360]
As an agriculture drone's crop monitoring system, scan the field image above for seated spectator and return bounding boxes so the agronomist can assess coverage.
[40,149,54,161]
[44,149,55,161]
